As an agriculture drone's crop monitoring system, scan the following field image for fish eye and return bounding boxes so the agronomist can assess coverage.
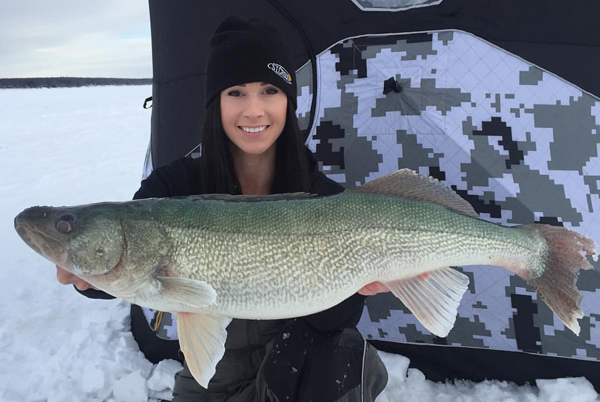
[56,213,76,234]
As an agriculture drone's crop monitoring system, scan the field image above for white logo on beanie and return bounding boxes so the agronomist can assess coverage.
[267,63,292,85]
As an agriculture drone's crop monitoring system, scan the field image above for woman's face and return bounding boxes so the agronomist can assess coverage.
[220,82,288,157]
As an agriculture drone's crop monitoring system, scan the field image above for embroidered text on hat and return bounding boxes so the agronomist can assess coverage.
[267,63,292,85]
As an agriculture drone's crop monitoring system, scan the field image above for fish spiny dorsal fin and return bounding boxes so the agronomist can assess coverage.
[349,169,478,217]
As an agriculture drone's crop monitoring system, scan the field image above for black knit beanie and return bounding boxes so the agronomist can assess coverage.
[205,16,297,109]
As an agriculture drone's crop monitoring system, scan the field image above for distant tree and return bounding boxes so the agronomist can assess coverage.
[0,77,152,89]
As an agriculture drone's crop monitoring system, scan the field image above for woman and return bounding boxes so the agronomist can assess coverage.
[57,16,388,401]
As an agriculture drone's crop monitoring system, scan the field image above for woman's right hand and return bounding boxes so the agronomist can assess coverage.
[56,265,97,291]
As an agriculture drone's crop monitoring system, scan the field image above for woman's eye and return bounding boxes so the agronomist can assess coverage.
[227,90,243,97]
[264,87,279,95]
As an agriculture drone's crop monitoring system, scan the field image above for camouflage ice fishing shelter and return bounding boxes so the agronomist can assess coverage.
[144,0,600,389]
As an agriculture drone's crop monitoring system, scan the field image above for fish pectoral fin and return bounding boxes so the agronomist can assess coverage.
[157,277,217,309]
[176,312,232,388]
[384,267,469,338]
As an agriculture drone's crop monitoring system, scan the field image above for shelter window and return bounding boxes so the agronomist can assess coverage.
[351,0,444,12]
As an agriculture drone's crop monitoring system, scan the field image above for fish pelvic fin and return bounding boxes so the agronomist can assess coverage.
[384,267,469,338]
[349,169,478,217]
[518,224,597,335]
[176,312,232,388]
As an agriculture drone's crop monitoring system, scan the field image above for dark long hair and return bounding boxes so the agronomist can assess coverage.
[198,96,313,195]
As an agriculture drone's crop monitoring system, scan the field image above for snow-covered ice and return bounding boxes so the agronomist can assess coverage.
[0,86,597,401]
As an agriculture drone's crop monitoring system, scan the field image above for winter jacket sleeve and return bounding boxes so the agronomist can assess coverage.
[75,287,116,299]
[133,157,201,200]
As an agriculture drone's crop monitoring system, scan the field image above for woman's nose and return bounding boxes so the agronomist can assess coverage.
[243,96,265,118]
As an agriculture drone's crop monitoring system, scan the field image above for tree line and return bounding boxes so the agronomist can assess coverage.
[0,77,152,89]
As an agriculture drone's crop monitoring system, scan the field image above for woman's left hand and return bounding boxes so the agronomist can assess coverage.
[358,281,390,296]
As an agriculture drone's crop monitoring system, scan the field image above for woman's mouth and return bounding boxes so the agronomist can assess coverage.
[240,125,268,135]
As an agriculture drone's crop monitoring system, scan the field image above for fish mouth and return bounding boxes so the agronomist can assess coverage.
[14,207,70,267]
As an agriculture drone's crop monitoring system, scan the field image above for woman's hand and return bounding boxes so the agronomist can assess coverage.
[358,281,390,296]
[56,265,97,291]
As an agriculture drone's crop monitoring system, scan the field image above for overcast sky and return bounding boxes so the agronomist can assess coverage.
[0,0,152,78]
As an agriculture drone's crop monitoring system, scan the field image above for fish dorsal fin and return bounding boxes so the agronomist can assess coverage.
[177,312,232,388]
[350,169,477,217]
[384,267,470,338]
[181,193,317,203]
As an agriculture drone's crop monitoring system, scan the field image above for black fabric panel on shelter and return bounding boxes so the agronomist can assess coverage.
[148,0,600,169]
[147,0,600,388]
[370,340,600,391]
[146,0,600,390]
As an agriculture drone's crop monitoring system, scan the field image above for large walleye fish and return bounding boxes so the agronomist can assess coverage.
[14,170,596,387]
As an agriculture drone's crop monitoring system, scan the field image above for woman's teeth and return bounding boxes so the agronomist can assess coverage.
[241,126,267,133]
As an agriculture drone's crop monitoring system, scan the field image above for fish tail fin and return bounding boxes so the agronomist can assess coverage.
[520,224,596,335]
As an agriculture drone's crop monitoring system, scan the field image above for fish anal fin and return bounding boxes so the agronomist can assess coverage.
[176,312,232,388]
[350,169,477,217]
[384,267,469,338]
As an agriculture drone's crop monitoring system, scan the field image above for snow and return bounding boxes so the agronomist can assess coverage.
[378,353,599,402]
[0,86,597,401]
[113,371,149,402]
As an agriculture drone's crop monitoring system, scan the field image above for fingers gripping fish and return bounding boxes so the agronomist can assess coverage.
[14,169,597,388]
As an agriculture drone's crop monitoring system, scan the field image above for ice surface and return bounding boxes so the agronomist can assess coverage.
[113,371,148,402]
[147,360,181,397]
[537,377,599,402]
[0,86,597,401]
